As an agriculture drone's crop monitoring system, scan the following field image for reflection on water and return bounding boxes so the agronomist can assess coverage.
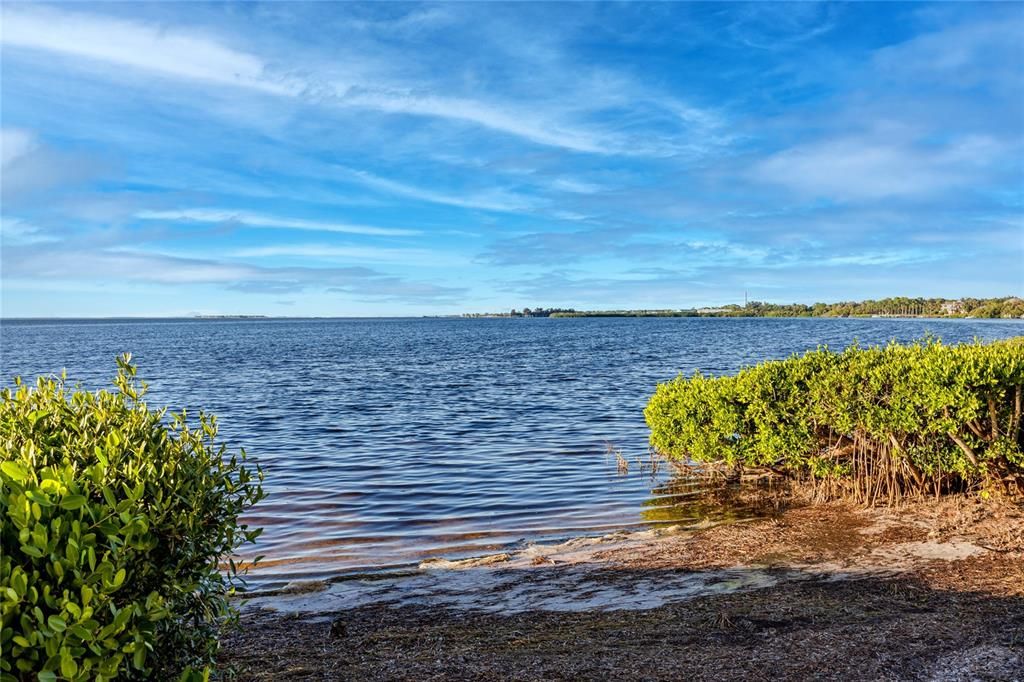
[639,473,785,525]
[1,316,1020,590]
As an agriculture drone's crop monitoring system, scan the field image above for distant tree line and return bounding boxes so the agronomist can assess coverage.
[717,296,1024,319]
[462,297,1024,319]
[462,307,580,318]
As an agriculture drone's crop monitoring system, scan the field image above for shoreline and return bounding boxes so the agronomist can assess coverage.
[5,315,1024,322]
[223,496,1024,680]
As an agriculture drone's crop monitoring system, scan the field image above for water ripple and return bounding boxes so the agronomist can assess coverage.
[1,316,1020,589]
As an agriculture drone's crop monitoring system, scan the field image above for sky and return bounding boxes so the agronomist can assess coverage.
[1,2,1022,317]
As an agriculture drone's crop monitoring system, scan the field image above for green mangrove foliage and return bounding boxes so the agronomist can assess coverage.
[0,355,265,681]
[645,338,1024,504]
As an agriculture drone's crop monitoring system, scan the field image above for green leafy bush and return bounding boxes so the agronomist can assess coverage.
[645,337,1024,503]
[1,355,265,680]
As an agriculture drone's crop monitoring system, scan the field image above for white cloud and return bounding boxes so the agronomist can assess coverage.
[1,5,295,95]
[817,250,941,267]
[0,128,37,167]
[751,135,987,201]
[0,129,107,204]
[3,244,466,301]
[339,89,609,154]
[549,178,605,194]
[339,168,536,213]
[551,211,591,222]
[681,240,770,264]
[0,217,58,245]
[0,6,721,157]
[231,243,467,266]
[136,208,420,237]
[5,246,254,284]
[725,3,837,51]
[872,18,1024,87]
[0,6,596,152]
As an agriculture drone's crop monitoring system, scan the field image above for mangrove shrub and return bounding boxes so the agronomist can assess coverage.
[0,355,265,680]
[645,337,1024,503]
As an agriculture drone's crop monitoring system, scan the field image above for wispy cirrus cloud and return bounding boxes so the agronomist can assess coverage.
[337,167,537,213]
[1,128,36,166]
[745,12,1023,205]
[478,228,772,268]
[0,5,719,157]
[816,250,943,268]
[0,5,294,95]
[723,3,839,51]
[871,16,1024,90]
[548,178,606,194]
[750,133,1001,201]
[230,243,468,266]
[0,217,58,246]
[136,209,420,237]
[479,224,947,274]
[0,127,109,206]
[2,243,465,302]
[1,3,1021,316]
[337,88,611,155]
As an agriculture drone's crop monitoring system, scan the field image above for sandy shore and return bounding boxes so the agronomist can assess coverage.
[222,497,1024,681]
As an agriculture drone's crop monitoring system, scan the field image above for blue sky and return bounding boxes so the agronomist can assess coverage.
[1,2,1022,317]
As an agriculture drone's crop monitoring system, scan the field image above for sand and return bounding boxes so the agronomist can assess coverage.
[222,496,1024,681]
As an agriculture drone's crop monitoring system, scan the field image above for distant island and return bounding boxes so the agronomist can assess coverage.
[192,314,268,319]
[462,296,1024,319]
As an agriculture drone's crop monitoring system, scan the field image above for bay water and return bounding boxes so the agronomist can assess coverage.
[2,316,1019,589]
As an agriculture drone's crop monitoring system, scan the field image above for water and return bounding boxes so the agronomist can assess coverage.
[1,316,1020,589]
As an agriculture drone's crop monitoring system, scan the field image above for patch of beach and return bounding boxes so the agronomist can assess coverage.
[244,499,1019,616]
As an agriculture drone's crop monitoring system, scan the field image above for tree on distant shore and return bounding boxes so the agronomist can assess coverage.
[469,297,1020,319]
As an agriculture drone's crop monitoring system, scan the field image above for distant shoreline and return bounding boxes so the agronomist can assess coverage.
[2,315,1023,323]
[460,296,1024,320]
[451,312,1022,320]
[2,296,1022,322]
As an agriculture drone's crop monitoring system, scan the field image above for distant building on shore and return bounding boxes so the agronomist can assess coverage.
[940,301,963,315]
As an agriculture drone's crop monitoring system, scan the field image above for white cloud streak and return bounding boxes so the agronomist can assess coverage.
[1,6,295,95]
[339,168,536,213]
[549,178,605,194]
[1,128,37,167]
[231,243,468,266]
[338,89,608,154]
[136,209,420,237]
[0,217,58,246]
[750,134,998,201]
[0,5,718,157]
[3,244,466,301]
